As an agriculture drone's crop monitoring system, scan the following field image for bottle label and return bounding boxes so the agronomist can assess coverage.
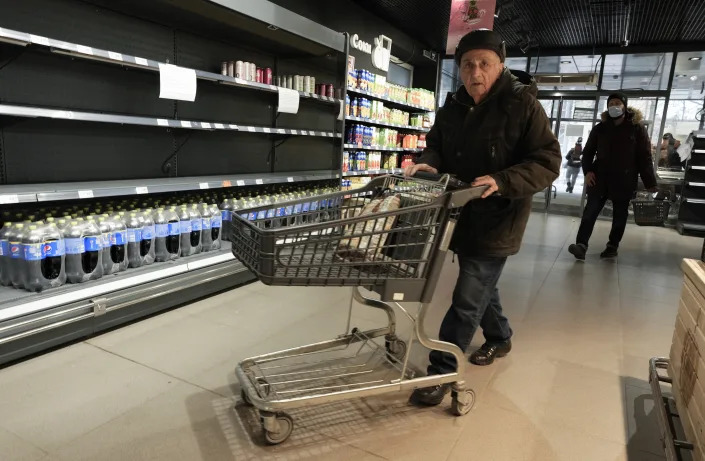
[310,200,319,211]
[294,203,303,214]
[285,205,293,216]
[0,240,8,256]
[221,210,232,221]
[142,225,155,240]
[65,238,85,254]
[156,223,169,238]
[112,231,126,246]
[302,202,311,213]
[257,210,267,220]
[240,213,248,220]
[192,219,202,231]
[9,242,23,259]
[180,220,192,233]
[85,236,101,252]
[211,215,222,228]
[24,243,43,261]
[266,208,275,219]
[202,218,211,229]
[44,240,65,257]
[276,207,286,217]
[102,232,111,248]
[127,228,142,243]
[168,222,180,236]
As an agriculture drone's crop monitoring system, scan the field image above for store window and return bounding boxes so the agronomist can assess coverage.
[602,53,673,91]
[529,55,600,90]
[437,58,460,108]
[505,57,527,72]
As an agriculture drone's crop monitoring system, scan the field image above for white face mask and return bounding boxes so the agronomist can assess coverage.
[608,106,624,118]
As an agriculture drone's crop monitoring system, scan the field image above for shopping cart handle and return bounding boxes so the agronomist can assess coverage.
[411,171,468,189]
[449,185,490,207]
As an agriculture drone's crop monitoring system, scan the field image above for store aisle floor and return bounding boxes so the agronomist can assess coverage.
[0,213,700,461]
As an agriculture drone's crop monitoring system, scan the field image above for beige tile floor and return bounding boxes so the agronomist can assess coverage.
[0,213,702,461]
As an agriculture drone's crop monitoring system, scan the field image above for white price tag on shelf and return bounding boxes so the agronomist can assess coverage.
[134,57,149,66]
[277,87,300,114]
[199,182,209,189]
[200,122,212,129]
[337,99,344,121]
[236,180,245,187]
[214,123,225,129]
[0,194,19,204]
[158,63,197,102]
[76,45,93,55]
[247,127,256,132]
[29,34,50,46]
[108,51,123,61]
[287,177,294,183]
[157,119,168,127]
[180,121,191,128]
[228,124,238,130]
[255,179,263,185]
[135,186,149,194]
[78,190,94,199]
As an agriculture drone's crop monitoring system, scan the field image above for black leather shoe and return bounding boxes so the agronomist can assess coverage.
[569,243,587,260]
[469,341,512,366]
[409,384,451,406]
[600,245,618,258]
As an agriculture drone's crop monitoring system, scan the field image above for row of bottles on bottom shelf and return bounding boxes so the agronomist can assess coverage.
[0,181,341,293]
[0,204,222,293]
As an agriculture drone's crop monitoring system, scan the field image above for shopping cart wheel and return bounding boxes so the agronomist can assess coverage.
[385,338,407,362]
[262,412,294,445]
[240,389,252,406]
[450,389,476,416]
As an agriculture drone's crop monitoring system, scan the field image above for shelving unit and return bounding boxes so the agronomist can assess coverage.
[343,144,423,153]
[345,115,430,132]
[347,87,434,113]
[342,168,402,177]
[0,26,342,105]
[0,0,348,365]
[0,104,341,138]
[677,133,705,236]
[0,170,339,204]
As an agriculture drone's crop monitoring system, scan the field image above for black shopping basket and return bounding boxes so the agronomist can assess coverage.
[631,193,671,226]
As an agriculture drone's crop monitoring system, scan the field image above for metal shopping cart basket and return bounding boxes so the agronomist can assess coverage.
[230,174,485,444]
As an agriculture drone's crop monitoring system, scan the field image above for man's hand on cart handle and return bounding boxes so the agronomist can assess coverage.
[471,176,498,199]
[404,163,438,177]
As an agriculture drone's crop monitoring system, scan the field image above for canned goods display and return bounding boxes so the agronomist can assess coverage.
[249,63,256,81]
[221,62,228,76]
[227,61,235,77]
[235,61,244,79]
[256,68,263,83]
[265,68,273,85]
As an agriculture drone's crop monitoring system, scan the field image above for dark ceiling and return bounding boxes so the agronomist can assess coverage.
[352,0,705,56]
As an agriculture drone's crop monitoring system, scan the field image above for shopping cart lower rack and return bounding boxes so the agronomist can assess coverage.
[230,174,485,444]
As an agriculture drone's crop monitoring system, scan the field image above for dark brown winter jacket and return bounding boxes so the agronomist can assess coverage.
[582,108,657,201]
[416,68,561,257]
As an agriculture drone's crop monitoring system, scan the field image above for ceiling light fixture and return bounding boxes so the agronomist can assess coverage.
[561,60,571,64]
[676,74,687,77]
[691,75,698,81]
[689,57,702,61]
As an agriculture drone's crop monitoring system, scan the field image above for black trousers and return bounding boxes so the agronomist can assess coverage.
[576,195,630,248]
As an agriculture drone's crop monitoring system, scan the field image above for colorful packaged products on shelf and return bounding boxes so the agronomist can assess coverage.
[351,97,411,126]
[400,154,415,169]
[343,152,399,173]
[221,61,272,84]
[348,68,436,111]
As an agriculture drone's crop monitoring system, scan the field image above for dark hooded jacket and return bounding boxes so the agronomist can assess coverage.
[416,68,561,257]
[582,108,657,201]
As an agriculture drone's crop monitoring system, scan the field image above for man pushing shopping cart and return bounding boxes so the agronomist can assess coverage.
[230,29,560,444]
[404,29,560,405]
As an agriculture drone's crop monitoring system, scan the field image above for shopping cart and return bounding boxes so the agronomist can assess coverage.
[230,174,486,444]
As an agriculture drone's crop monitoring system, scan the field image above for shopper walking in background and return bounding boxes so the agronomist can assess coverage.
[404,29,561,406]
[565,137,583,193]
[569,93,658,260]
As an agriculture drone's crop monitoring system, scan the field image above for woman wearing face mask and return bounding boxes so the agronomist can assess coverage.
[568,92,658,260]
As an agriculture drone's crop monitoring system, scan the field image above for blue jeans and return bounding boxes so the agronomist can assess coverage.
[428,255,512,375]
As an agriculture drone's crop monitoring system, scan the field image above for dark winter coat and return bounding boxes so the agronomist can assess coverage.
[566,146,583,168]
[416,68,561,257]
[582,108,657,201]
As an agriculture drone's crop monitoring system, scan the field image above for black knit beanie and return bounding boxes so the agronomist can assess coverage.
[454,29,506,65]
[608,92,628,108]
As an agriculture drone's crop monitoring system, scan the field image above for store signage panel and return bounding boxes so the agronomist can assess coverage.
[446,0,496,55]
[349,33,392,75]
